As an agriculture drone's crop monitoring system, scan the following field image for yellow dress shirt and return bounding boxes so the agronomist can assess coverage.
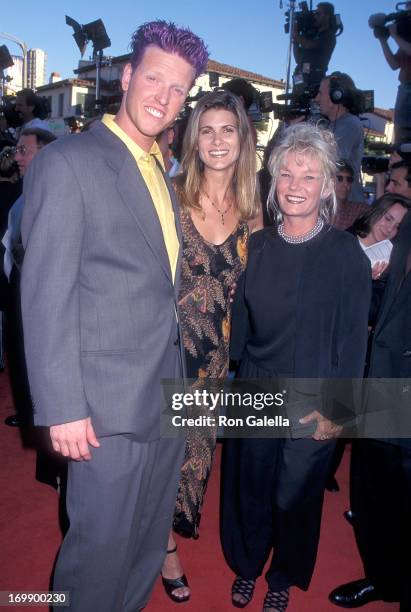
[102,114,179,282]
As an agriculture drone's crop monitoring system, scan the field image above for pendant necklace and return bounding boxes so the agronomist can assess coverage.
[201,188,233,225]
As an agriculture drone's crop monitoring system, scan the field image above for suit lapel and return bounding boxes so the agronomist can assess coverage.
[116,156,173,283]
[91,121,175,284]
[155,158,183,299]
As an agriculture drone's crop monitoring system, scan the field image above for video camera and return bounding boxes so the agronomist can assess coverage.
[265,88,318,121]
[263,83,374,123]
[184,86,272,123]
[285,1,343,37]
[369,2,411,42]
[0,96,23,129]
[362,141,411,174]
[0,145,18,178]
[0,94,52,128]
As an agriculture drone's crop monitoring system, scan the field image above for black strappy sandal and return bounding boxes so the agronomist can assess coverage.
[262,588,289,612]
[161,545,190,603]
[231,576,256,608]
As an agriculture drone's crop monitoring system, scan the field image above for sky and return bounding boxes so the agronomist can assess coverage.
[1,1,403,109]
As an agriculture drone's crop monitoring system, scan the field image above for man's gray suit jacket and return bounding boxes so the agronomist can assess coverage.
[21,120,184,441]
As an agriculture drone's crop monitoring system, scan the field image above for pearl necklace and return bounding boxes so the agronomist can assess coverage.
[278,218,324,244]
[201,189,233,225]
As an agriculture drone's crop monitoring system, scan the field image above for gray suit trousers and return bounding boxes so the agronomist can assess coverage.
[53,435,185,611]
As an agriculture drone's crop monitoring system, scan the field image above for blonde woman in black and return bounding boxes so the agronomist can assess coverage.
[221,123,371,612]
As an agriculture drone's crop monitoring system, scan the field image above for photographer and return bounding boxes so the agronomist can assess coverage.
[374,1,411,143]
[293,2,337,92]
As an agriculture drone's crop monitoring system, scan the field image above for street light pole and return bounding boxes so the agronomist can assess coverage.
[0,32,28,88]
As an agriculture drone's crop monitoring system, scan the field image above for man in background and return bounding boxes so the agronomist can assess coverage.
[2,128,56,428]
[332,160,368,230]
[329,206,411,611]
[293,2,337,94]
[315,71,365,201]
[386,159,411,198]
[374,1,411,143]
[15,89,52,133]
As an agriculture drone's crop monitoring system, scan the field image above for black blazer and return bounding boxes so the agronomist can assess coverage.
[365,212,411,448]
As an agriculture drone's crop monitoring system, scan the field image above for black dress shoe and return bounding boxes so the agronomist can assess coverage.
[343,510,356,526]
[4,414,21,427]
[329,579,381,608]
[326,476,340,492]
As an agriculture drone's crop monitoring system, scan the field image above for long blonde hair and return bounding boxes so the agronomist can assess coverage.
[177,90,260,220]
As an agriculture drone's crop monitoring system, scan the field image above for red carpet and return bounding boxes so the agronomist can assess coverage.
[0,370,398,611]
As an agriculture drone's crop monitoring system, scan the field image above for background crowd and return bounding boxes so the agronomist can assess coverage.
[1,3,411,612]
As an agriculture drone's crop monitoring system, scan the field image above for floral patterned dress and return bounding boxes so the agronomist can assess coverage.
[173,206,248,538]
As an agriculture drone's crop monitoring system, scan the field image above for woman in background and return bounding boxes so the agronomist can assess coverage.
[350,192,411,280]
[221,123,371,611]
[351,192,410,246]
[161,90,261,602]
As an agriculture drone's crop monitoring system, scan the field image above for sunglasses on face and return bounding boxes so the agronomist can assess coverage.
[336,175,354,184]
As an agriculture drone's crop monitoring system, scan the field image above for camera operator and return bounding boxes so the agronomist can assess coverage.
[315,71,365,201]
[386,158,411,198]
[373,1,411,143]
[293,2,337,93]
[15,89,52,134]
[373,149,411,199]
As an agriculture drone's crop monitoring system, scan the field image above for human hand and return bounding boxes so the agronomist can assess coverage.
[371,260,389,280]
[50,417,100,460]
[299,410,343,441]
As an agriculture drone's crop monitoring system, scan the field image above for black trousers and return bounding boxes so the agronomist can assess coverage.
[221,436,335,591]
[351,439,411,605]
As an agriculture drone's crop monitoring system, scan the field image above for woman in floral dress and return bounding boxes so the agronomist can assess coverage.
[161,90,261,602]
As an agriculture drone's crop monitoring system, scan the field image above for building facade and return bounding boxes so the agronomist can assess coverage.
[27,48,47,89]
[73,55,286,152]
[36,78,96,119]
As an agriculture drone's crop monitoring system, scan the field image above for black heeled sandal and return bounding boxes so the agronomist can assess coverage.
[262,588,289,612]
[231,576,256,608]
[161,545,190,603]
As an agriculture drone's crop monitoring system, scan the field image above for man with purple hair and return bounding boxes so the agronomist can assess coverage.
[20,20,208,612]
